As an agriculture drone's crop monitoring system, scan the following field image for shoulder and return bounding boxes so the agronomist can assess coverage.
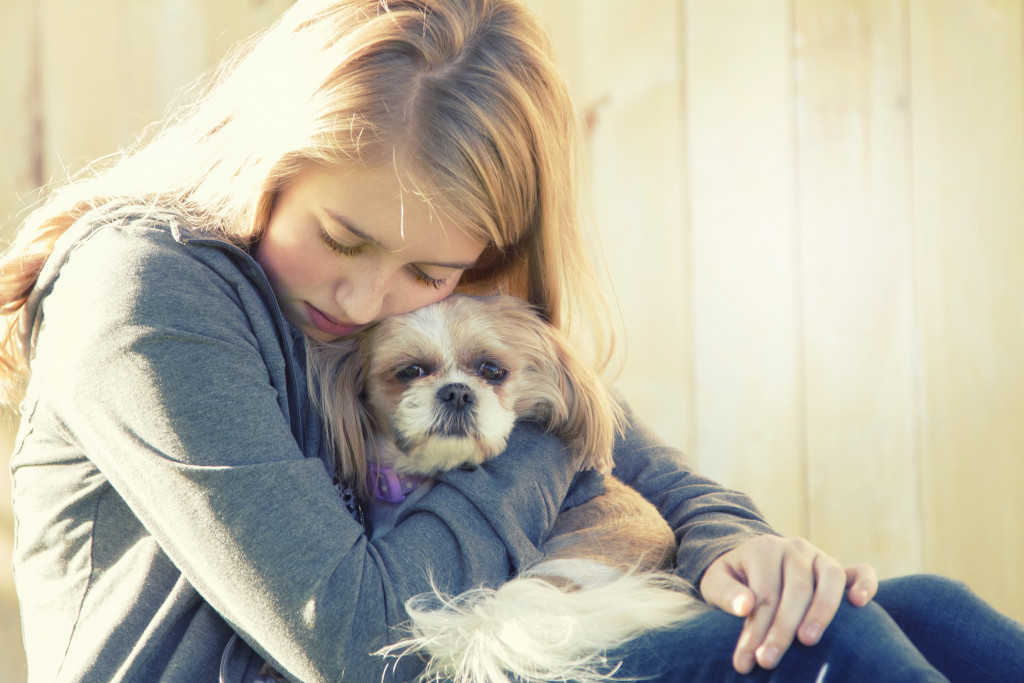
[27,201,282,358]
[37,202,267,310]
[52,202,251,284]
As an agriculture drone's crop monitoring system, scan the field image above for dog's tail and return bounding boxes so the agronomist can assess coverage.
[376,562,704,683]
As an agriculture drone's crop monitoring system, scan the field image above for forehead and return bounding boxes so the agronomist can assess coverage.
[301,162,486,264]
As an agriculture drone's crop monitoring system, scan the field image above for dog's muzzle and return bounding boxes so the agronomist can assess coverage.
[431,383,477,436]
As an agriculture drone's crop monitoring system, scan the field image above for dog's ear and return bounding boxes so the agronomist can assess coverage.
[543,326,621,473]
[306,338,376,497]
[506,298,621,474]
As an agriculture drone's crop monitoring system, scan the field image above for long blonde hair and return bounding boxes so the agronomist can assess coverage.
[0,0,617,403]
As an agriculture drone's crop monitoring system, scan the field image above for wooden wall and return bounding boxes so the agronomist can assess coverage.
[1,1,1022,678]
[525,0,1024,623]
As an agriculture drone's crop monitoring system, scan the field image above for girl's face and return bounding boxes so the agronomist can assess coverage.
[256,163,486,342]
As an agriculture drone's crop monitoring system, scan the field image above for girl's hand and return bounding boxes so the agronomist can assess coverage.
[699,535,878,674]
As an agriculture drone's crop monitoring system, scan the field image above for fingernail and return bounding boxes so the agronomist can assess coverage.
[757,645,781,668]
[735,652,755,674]
[731,595,747,614]
[805,622,822,642]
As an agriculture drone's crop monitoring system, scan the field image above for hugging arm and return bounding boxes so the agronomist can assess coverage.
[609,402,776,585]
[19,221,581,683]
[610,401,878,673]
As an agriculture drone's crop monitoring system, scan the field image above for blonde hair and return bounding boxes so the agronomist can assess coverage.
[0,0,617,403]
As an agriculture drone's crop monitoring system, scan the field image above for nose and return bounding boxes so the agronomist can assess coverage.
[436,383,474,410]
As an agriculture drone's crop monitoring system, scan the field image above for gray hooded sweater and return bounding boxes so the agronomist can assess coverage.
[10,203,773,682]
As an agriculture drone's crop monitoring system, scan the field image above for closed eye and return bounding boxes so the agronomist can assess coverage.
[319,226,362,256]
[321,225,450,288]
[412,268,448,289]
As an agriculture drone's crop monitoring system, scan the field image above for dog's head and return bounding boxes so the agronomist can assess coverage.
[309,295,620,499]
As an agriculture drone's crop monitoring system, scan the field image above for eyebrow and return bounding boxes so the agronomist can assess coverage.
[322,207,480,271]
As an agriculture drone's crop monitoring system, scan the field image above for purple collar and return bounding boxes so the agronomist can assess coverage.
[367,462,430,503]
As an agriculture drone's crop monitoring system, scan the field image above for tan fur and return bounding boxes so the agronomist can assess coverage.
[542,477,677,575]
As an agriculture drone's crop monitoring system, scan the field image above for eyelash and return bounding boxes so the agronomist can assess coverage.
[319,227,448,290]
[319,228,361,256]
[415,271,448,290]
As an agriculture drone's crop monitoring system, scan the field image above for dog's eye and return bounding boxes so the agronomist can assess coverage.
[396,365,427,381]
[478,362,508,384]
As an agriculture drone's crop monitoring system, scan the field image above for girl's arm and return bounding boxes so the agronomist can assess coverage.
[609,401,776,584]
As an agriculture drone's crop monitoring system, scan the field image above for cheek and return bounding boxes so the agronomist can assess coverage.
[370,377,408,415]
[257,227,330,295]
[256,224,300,287]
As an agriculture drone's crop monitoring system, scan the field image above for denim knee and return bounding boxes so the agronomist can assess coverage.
[806,600,946,682]
[609,598,946,682]
[875,574,1024,682]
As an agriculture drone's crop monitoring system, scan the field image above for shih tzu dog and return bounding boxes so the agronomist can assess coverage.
[307,294,704,683]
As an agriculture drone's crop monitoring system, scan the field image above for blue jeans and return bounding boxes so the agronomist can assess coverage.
[607,574,1024,682]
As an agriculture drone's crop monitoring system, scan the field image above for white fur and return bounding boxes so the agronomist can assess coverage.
[377,563,704,683]
[384,374,518,474]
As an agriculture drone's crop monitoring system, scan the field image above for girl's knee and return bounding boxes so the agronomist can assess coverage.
[809,601,946,681]
[875,574,978,621]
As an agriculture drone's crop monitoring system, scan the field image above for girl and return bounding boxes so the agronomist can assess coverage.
[1,1,1021,681]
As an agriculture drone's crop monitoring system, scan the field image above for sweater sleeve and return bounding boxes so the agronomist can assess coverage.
[28,223,582,682]
[610,402,778,586]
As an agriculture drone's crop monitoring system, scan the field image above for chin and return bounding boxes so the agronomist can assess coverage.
[307,294,705,683]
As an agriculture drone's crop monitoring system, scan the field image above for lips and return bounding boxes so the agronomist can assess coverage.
[304,303,364,338]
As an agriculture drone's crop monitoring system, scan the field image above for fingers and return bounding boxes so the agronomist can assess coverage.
[732,559,784,673]
[701,535,877,674]
[742,538,826,671]
[845,563,879,607]
[699,561,756,617]
[794,553,846,646]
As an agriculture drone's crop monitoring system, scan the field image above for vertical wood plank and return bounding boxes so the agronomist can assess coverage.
[35,0,295,185]
[793,0,922,577]
[0,0,41,234]
[0,1,38,678]
[522,0,695,456]
[685,0,806,535]
[36,0,125,179]
[909,0,1024,621]
[577,0,693,456]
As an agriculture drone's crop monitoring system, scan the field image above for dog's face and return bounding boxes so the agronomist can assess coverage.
[359,296,564,475]
[313,294,618,493]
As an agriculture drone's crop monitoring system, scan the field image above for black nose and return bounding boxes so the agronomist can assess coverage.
[436,383,474,409]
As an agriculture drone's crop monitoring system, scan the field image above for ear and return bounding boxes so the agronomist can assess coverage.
[305,338,376,498]
[512,305,621,474]
[544,327,621,473]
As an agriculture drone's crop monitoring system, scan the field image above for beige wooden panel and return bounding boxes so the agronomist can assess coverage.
[909,0,1024,621]
[0,1,37,678]
[685,0,805,536]
[793,0,921,578]
[36,0,128,179]
[36,0,294,184]
[576,1,693,456]
[522,0,695,456]
[0,0,39,236]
